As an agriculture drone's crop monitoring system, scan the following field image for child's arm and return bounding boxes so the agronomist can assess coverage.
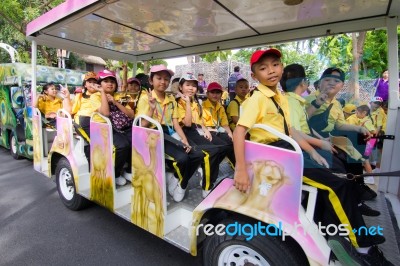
[290,128,329,168]
[181,96,192,127]
[297,130,336,153]
[223,125,233,139]
[233,125,250,193]
[121,63,127,92]
[98,90,110,117]
[173,118,191,153]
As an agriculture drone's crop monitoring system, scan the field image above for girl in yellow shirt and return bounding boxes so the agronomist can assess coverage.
[176,73,226,198]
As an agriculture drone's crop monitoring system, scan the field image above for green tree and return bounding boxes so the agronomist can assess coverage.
[199,50,232,63]
[0,0,64,65]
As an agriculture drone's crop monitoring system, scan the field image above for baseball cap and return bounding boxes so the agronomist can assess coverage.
[320,67,345,82]
[84,72,98,81]
[371,96,383,103]
[98,69,116,80]
[179,72,197,83]
[149,64,174,77]
[250,48,282,67]
[343,104,356,114]
[127,77,141,85]
[207,82,223,92]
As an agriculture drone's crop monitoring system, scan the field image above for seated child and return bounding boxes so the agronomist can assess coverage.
[95,70,134,186]
[233,49,390,266]
[176,73,226,198]
[226,78,249,132]
[202,82,235,165]
[136,65,204,202]
[35,82,70,126]
[346,105,376,173]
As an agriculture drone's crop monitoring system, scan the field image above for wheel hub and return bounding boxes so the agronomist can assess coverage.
[218,244,269,266]
[59,168,74,201]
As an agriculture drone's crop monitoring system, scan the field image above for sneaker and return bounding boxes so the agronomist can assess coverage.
[359,246,394,266]
[123,171,132,182]
[116,176,127,186]
[173,184,186,202]
[167,172,178,196]
[359,183,377,201]
[202,189,210,198]
[359,202,380,216]
[328,235,364,266]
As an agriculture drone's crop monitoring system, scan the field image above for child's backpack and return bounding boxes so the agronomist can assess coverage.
[228,73,239,93]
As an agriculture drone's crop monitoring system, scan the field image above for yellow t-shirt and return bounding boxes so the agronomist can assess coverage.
[237,84,291,144]
[136,91,178,126]
[285,92,311,135]
[37,96,62,115]
[72,92,100,124]
[89,91,110,123]
[370,107,386,129]
[176,98,202,125]
[226,95,247,131]
[202,99,229,128]
[305,92,345,133]
[346,114,375,133]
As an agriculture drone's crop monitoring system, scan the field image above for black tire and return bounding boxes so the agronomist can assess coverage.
[56,157,89,211]
[9,132,21,160]
[203,219,308,266]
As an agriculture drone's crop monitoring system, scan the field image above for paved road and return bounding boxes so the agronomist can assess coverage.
[0,148,201,266]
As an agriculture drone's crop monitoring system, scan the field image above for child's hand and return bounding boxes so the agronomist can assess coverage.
[60,86,70,98]
[320,140,337,153]
[359,126,372,140]
[309,150,329,168]
[181,139,192,153]
[46,112,57,119]
[315,92,328,105]
[234,169,250,193]
[177,91,190,103]
[204,129,212,141]
[106,94,116,104]
[147,89,156,110]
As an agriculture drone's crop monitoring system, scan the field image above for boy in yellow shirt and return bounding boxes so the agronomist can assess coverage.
[202,82,235,165]
[226,78,249,131]
[233,49,389,265]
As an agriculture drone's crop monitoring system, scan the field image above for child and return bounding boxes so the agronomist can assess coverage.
[343,103,356,119]
[136,65,204,202]
[95,70,134,186]
[202,82,235,165]
[233,49,389,265]
[35,82,70,126]
[221,87,229,106]
[369,97,386,135]
[226,78,249,131]
[63,72,99,162]
[176,73,225,198]
[346,105,376,174]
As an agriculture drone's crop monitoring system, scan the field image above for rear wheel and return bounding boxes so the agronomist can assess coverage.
[56,158,89,211]
[9,132,20,160]
[203,219,308,266]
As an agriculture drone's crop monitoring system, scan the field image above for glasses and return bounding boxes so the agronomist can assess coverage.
[303,78,310,86]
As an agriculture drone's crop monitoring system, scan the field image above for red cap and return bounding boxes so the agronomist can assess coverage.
[207,82,223,92]
[250,48,282,67]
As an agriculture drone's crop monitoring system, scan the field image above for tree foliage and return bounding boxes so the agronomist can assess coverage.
[0,0,64,65]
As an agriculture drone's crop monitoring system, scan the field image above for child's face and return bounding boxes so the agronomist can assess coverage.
[382,70,388,79]
[45,85,57,97]
[319,72,343,98]
[85,79,97,93]
[127,82,140,93]
[207,90,222,103]
[355,109,367,119]
[179,80,197,97]
[251,56,283,89]
[101,77,117,94]
[170,82,179,93]
[150,71,171,92]
[235,81,249,98]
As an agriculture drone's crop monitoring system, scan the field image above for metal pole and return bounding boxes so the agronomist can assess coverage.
[378,16,400,194]
[31,40,37,107]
